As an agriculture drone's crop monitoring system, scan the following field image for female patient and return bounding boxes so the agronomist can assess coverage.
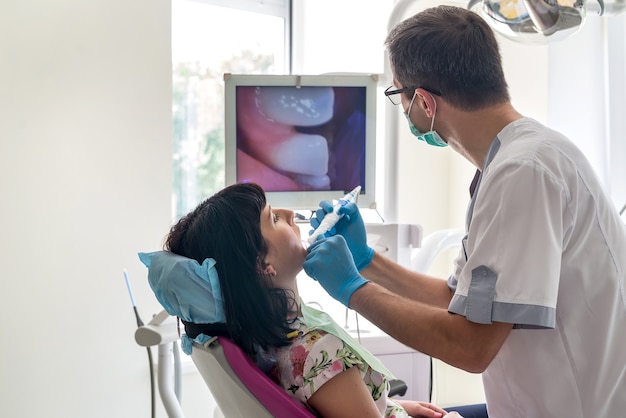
[161,182,460,418]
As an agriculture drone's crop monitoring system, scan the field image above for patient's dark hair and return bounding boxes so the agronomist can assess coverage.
[164,182,294,356]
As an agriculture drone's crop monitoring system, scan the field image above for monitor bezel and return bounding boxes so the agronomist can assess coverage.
[224,73,379,212]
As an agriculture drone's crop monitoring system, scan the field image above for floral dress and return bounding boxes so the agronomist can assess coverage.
[267,317,409,417]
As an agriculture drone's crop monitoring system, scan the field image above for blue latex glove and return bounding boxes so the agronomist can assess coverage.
[304,235,370,307]
[310,201,374,271]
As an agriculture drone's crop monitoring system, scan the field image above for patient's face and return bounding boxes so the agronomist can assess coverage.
[260,204,307,282]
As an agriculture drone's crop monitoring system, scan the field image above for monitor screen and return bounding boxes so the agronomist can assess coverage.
[224,73,378,211]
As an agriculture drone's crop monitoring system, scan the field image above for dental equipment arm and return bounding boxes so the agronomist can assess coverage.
[125,270,157,418]
[135,310,185,418]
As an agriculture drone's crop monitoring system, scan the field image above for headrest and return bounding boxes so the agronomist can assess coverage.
[138,251,226,324]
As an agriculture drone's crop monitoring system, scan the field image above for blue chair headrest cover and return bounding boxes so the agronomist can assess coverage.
[138,251,226,324]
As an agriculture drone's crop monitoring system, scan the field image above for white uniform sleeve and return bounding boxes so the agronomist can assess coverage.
[449,157,566,328]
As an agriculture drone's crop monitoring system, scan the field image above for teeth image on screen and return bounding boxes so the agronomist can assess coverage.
[237,86,331,189]
[256,86,335,126]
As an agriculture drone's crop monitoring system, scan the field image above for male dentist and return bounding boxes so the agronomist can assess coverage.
[304,6,626,418]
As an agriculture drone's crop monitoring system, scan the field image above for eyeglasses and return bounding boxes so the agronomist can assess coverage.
[384,85,441,105]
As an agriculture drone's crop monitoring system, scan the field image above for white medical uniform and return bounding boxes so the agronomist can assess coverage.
[448,117,626,418]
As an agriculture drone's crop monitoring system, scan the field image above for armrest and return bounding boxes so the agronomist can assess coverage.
[388,378,408,397]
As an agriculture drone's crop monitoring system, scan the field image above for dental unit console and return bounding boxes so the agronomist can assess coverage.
[224,73,378,211]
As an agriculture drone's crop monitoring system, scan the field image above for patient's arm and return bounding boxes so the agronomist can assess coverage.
[306,366,382,418]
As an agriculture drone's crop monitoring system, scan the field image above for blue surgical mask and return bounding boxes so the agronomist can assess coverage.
[404,92,447,147]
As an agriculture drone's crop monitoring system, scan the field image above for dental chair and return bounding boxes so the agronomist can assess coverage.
[138,250,408,418]
[190,335,316,418]
[191,332,408,417]
[138,313,408,418]
[134,310,316,417]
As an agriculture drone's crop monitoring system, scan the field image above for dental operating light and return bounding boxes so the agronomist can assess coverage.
[467,0,626,44]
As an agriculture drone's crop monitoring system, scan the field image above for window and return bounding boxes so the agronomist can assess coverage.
[172,0,393,220]
[171,0,290,219]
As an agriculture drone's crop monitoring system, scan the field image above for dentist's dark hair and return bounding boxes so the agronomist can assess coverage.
[385,5,509,111]
[164,182,294,356]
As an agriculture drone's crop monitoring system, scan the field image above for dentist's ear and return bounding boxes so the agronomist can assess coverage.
[416,88,436,118]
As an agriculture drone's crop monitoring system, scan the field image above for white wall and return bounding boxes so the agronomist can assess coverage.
[606,14,626,212]
[0,1,182,416]
[292,0,392,75]
[547,12,626,210]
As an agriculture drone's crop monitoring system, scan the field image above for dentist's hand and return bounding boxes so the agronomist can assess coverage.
[310,201,374,271]
[304,235,370,308]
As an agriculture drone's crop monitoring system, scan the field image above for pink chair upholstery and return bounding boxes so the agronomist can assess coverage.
[191,336,316,418]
